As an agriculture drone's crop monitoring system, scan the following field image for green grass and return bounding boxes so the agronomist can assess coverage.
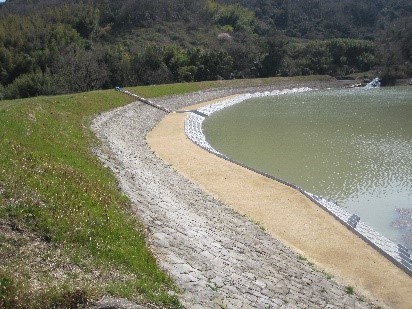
[345,286,355,295]
[0,76,334,308]
[0,89,182,308]
[298,255,307,261]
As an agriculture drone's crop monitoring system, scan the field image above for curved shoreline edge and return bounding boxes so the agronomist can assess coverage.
[95,82,412,308]
[183,88,412,277]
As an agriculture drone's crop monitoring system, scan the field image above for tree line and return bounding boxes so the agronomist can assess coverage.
[0,0,410,99]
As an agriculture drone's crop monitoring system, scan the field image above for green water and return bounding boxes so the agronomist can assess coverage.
[203,87,412,248]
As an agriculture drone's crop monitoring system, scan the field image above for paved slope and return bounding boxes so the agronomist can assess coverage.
[91,88,376,308]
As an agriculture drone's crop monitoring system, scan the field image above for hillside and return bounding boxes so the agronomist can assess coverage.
[0,0,411,98]
[221,0,412,38]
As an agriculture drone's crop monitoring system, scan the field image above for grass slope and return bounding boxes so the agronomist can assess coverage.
[0,87,189,308]
[0,76,334,308]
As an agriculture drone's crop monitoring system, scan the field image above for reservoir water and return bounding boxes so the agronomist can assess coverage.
[203,87,412,249]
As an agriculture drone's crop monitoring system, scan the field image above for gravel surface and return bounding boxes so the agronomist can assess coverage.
[91,85,377,308]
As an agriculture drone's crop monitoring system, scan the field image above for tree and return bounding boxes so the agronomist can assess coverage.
[104,43,133,87]
[131,45,173,85]
[259,36,289,77]
[207,0,256,32]
[163,45,189,81]
[194,49,234,81]
[52,45,108,93]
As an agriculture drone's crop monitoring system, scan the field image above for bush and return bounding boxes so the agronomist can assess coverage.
[380,67,404,86]
[292,38,378,76]
[3,72,54,100]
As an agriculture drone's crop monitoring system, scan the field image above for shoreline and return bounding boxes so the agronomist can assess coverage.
[182,87,412,276]
[93,81,411,308]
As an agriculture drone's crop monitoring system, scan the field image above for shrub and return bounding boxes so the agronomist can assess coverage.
[3,72,54,99]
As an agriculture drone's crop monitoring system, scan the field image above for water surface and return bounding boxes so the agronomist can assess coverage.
[203,87,412,248]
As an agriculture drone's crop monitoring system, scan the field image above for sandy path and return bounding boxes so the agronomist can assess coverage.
[92,84,410,308]
[148,95,412,308]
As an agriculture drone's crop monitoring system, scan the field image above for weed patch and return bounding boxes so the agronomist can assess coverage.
[345,286,355,295]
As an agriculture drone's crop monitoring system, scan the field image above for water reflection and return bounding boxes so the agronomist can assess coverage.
[203,87,412,249]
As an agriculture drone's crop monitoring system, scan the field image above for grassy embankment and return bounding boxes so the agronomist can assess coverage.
[0,76,333,308]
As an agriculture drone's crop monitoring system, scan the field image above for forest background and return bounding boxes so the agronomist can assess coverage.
[0,0,411,100]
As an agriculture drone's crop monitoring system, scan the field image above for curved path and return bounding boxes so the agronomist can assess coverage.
[92,86,395,308]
